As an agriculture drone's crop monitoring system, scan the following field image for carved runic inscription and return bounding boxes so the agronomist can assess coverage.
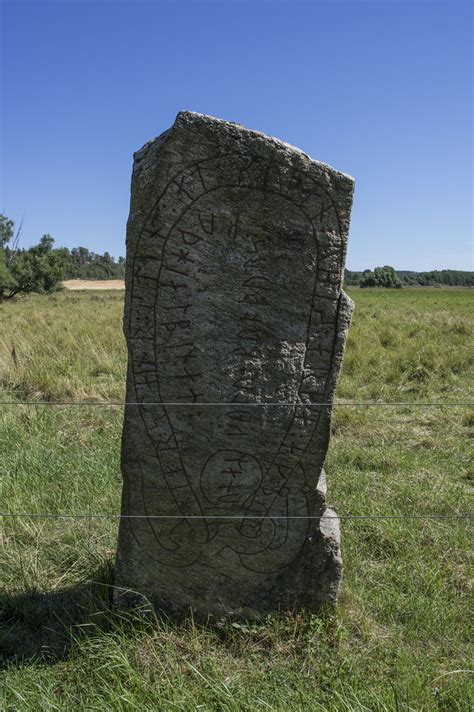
[115,112,354,620]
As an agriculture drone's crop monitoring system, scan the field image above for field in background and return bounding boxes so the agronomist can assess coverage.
[63,279,125,290]
[0,288,472,710]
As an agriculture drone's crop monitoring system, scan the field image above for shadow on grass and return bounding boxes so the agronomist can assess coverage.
[1,559,341,672]
[0,561,115,667]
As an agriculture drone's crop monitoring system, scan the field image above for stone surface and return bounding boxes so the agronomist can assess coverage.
[114,111,354,620]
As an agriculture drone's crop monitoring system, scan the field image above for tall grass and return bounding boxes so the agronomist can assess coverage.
[0,288,472,710]
[1,288,472,403]
[0,292,126,401]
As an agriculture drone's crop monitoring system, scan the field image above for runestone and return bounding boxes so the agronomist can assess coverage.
[114,111,354,620]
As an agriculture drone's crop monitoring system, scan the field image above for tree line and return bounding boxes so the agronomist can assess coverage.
[0,214,125,301]
[1,214,472,300]
[64,246,125,280]
[345,266,474,288]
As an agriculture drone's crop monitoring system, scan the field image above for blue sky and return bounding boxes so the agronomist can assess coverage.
[1,0,472,270]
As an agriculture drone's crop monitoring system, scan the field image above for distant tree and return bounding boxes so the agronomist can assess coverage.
[345,265,473,288]
[343,269,362,286]
[419,270,473,287]
[0,215,67,301]
[360,265,402,289]
[63,245,125,279]
[0,214,14,248]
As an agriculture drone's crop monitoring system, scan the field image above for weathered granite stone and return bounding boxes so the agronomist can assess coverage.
[114,111,354,620]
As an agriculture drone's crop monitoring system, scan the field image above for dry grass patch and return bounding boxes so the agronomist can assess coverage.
[63,279,125,290]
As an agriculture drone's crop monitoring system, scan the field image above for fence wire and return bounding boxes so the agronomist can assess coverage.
[0,401,472,406]
[1,514,471,521]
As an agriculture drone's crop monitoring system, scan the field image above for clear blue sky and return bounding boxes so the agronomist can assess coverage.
[1,0,472,270]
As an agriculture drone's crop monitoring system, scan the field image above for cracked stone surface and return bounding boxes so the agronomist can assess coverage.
[114,111,354,620]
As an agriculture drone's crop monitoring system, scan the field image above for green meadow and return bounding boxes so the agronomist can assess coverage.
[0,287,472,710]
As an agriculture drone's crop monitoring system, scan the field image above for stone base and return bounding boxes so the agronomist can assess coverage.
[113,497,342,623]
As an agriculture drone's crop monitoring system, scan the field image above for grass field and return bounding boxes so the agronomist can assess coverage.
[0,288,472,710]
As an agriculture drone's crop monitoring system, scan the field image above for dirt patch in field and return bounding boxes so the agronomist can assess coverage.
[63,279,125,291]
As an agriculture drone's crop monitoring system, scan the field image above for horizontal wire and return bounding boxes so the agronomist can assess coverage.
[0,401,472,407]
[0,514,471,520]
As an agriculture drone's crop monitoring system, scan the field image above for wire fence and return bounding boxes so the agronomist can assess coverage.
[0,401,472,406]
[1,514,472,520]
